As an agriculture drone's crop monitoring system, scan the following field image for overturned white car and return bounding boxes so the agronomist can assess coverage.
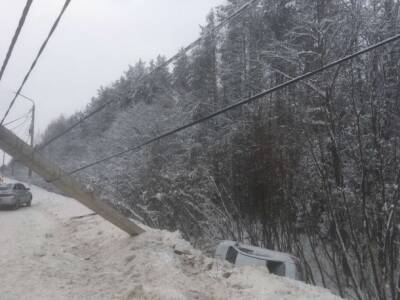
[215,241,303,281]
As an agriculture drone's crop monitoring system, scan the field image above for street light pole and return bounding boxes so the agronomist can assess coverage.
[28,104,35,178]
[14,92,35,179]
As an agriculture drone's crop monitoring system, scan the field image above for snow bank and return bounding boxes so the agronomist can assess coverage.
[0,180,342,299]
[117,230,342,300]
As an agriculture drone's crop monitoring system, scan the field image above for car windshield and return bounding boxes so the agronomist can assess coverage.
[0,184,12,190]
[226,246,238,264]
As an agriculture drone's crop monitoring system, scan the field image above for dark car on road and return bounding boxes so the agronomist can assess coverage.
[0,183,32,209]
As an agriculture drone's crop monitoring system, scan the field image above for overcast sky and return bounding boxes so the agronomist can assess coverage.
[0,0,225,142]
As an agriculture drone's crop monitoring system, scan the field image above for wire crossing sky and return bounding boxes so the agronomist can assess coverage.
[0,0,226,133]
[0,0,72,127]
[0,0,33,83]
[37,0,259,151]
[54,34,400,180]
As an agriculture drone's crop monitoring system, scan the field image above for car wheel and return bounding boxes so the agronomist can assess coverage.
[27,199,31,207]
[13,200,20,210]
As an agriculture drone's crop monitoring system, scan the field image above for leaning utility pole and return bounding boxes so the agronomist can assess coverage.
[0,125,144,236]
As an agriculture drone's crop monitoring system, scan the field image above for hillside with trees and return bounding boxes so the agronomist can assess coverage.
[10,0,400,299]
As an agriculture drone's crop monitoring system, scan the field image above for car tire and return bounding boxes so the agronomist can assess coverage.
[13,199,20,210]
[27,199,31,207]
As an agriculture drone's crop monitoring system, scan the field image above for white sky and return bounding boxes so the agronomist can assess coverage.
[0,0,226,142]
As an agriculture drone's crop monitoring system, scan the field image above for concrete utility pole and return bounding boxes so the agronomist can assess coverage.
[0,125,144,236]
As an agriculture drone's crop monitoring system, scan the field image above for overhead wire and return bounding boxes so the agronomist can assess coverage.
[0,0,72,127]
[36,0,260,151]
[3,111,31,127]
[51,33,400,180]
[9,115,30,132]
[0,0,33,82]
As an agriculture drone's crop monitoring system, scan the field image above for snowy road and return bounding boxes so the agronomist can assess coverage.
[0,195,56,299]
[0,182,342,300]
[0,183,139,299]
[0,184,113,300]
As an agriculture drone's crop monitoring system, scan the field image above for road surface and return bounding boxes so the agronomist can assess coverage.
[0,183,130,299]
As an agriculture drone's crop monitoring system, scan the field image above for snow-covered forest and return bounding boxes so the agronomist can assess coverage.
[9,0,400,299]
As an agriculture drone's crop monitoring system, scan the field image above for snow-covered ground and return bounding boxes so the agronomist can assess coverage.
[0,180,342,300]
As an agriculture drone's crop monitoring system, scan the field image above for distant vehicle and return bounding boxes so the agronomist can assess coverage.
[0,183,32,209]
[215,241,303,281]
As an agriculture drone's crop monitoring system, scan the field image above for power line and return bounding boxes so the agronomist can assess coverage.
[37,0,260,151]
[214,0,259,30]
[3,111,31,127]
[0,0,34,82]
[54,34,400,180]
[9,116,30,132]
[0,0,72,127]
